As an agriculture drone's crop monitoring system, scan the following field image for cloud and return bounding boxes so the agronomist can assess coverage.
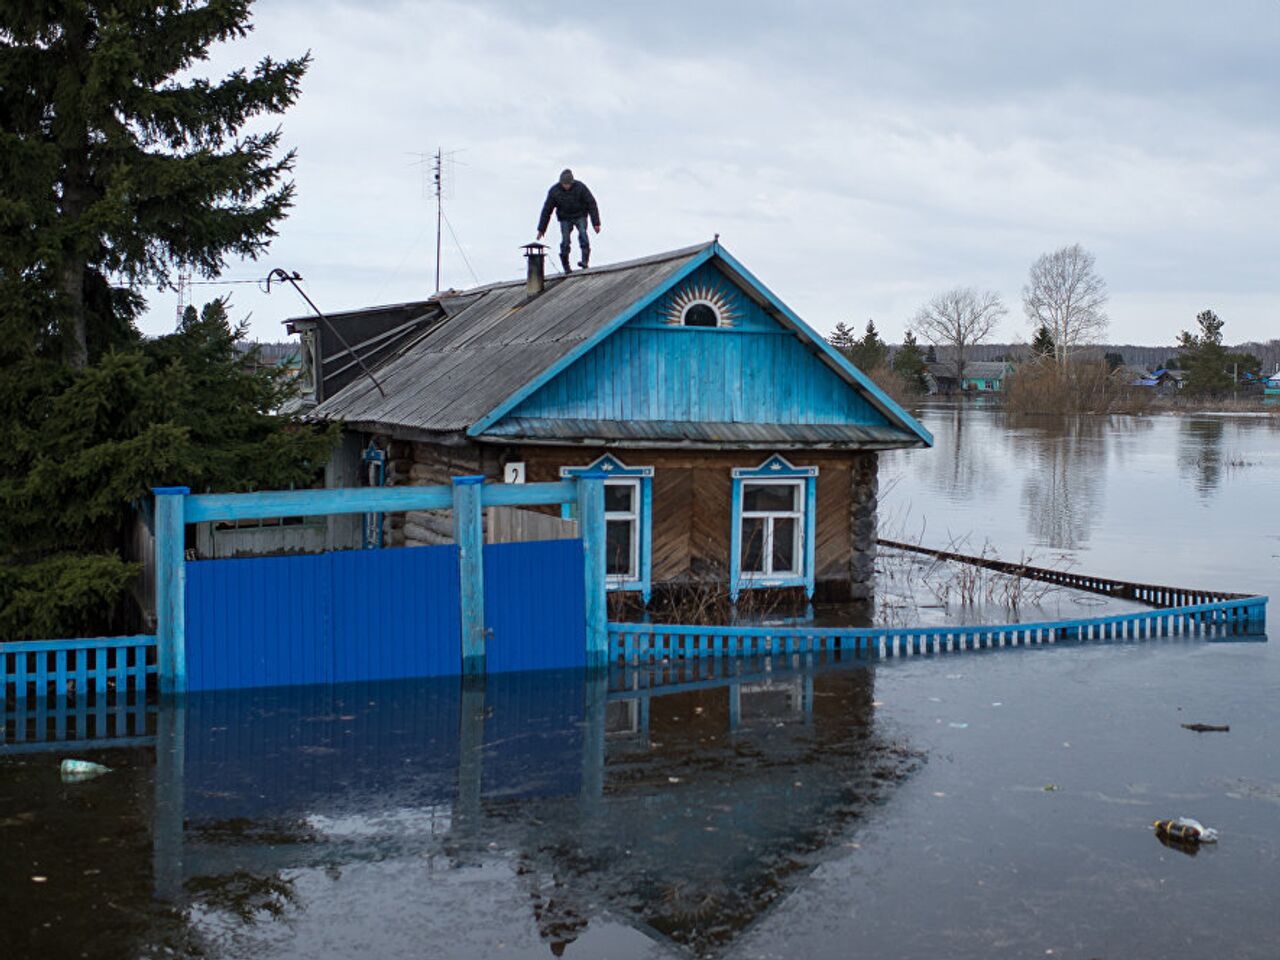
[138,0,1279,345]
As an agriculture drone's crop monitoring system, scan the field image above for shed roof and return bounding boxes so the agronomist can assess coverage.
[311,241,931,448]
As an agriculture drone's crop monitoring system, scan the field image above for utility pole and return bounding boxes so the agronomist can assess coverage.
[433,147,443,293]
[174,267,192,324]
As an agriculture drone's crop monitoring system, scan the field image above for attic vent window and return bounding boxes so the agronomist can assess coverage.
[666,283,739,328]
[682,303,719,327]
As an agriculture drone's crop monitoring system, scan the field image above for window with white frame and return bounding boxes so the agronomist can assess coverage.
[738,479,804,578]
[604,478,640,582]
[559,455,653,599]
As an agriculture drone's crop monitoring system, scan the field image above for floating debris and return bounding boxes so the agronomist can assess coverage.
[1182,723,1230,733]
[60,759,110,782]
[1153,817,1219,844]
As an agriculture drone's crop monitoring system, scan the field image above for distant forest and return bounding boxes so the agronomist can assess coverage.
[914,340,1280,374]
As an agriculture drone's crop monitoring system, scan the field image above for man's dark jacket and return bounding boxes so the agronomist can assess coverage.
[537,180,600,232]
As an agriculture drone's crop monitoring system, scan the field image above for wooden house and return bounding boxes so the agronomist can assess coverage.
[292,241,932,603]
[926,360,1013,394]
[1265,372,1280,401]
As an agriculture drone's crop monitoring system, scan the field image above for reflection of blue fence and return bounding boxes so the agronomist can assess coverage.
[608,595,1268,666]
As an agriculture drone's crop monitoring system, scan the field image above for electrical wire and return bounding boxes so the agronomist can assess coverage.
[440,210,481,287]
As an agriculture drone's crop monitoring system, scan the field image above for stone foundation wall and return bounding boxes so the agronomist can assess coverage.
[848,452,878,602]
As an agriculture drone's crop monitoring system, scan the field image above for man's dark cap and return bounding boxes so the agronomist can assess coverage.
[559,169,573,185]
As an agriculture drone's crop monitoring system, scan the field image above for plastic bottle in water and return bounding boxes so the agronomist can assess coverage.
[1153,817,1218,844]
[60,759,111,782]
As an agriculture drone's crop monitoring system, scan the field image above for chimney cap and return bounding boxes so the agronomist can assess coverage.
[522,242,548,256]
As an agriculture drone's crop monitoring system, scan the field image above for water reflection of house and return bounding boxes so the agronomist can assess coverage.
[163,660,911,957]
[285,241,932,603]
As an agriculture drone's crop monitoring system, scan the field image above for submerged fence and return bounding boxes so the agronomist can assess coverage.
[608,594,1267,666]
[878,539,1252,608]
[0,635,157,751]
[0,478,1270,706]
[0,635,157,703]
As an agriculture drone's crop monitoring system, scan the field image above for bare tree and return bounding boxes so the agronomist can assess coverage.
[912,288,1007,384]
[1022,244,1109,365]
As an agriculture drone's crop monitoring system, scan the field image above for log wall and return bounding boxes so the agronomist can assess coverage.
[519,446,878,601]
[372,438,878,599]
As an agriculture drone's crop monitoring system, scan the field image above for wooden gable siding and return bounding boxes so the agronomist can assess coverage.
[502,263,892,429]
[519,446,864,591]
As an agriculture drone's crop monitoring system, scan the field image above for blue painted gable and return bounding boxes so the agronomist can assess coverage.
[495,261,895,430]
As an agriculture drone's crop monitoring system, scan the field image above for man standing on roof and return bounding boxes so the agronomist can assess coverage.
[536,169,600,273]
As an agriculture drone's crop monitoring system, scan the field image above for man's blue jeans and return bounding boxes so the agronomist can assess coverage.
[559,216,590,261]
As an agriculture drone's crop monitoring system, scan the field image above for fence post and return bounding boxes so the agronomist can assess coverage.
[576,473,608,667]
[153,487,189,696]
[1246,599,1267,629]
[453,476,487,676]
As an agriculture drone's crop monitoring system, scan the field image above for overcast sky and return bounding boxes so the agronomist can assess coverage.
[141,0,1280,346]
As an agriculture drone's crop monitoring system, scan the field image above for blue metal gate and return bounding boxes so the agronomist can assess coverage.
[185,545,462,691]
[483,539,587,673]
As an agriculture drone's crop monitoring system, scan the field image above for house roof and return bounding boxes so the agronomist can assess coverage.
[959,361,1012,379]
[310,241,931,449]
[926,361,1010,380]
[311,244,708,436]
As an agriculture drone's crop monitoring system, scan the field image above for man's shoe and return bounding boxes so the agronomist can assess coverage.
[560,253,572,273]
[578,253,590,269]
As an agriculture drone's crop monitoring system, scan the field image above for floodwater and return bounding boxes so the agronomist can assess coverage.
[3,406,1278,960]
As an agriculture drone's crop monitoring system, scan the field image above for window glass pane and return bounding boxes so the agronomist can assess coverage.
[742,482,796,513]
[741,517,765,573]
[604,482,634,514]
[771,517,798,573]
[606,519,634,577]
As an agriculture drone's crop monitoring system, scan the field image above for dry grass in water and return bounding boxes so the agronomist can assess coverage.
[875,515,1075,624]
[1006,360,1152,416]
[608,578,803,626]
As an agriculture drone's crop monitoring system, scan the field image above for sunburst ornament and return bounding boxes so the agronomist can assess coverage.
[664,282,739,328]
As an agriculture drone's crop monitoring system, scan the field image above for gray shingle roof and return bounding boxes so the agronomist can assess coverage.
[310,241,929,450]
[928,361,1011,380]
[310,244,711,436]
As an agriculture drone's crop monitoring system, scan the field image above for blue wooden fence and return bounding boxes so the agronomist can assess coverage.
[0,635,156,703]
[0,635,156,752]
[607,595,1267,666]
[0,471,1269,706]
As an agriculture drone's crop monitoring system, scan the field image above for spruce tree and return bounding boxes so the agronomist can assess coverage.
[892,331,929,394]
[0,4,333,639]
[0,0,307,368]
[1177,310,1233,396]
[850,319,889,372]
[828,321,858,356]
[1031,324,1056,360]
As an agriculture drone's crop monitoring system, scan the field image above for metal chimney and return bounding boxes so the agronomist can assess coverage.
[522,242,547,297]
